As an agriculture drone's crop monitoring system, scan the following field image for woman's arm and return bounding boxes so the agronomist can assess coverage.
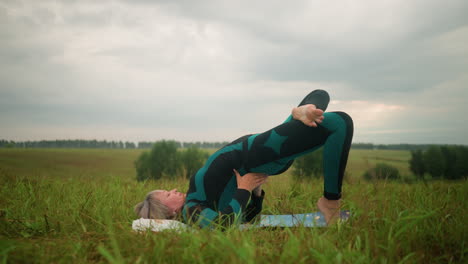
[183,189,250,228]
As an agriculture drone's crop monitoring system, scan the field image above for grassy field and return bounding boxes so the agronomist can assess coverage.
[0,148,466,263]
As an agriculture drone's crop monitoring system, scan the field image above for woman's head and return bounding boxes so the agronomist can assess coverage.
[134,189,186,219]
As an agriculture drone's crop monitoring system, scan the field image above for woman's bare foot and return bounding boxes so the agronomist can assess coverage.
[292,104,324,127]
[317,197,341,225]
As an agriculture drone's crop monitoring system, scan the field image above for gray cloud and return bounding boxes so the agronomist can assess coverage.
[145,1,468,91]
[1,0,467,144]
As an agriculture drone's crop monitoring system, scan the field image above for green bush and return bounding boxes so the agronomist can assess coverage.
[135,140,182,181]
[409,150,425,179]
[424,146,445,179]
[293,148,323,179]
[180,146,209,178]
[363,163,401,181]
[453,146,468,180]
[135,141,209,181]
[135,151,151,181]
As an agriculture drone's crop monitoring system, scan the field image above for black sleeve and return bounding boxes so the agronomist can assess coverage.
[244,190,265,223]
[183,189,251,228]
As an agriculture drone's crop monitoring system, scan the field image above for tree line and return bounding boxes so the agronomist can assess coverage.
[410,145,468,180]
[293,145,468,181]
[0,139,229,149]
[2,139,459,151]
[352,143,435,150]
[135,141,468,181]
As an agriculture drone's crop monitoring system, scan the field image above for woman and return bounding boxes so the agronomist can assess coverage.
[135,90,354,228]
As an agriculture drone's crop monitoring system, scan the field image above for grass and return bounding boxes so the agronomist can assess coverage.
[0,148,467,263]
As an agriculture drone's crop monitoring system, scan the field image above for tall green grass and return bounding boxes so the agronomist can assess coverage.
[0,148,466,263]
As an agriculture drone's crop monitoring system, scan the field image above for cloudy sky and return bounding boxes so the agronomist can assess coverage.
[1,0,467,144]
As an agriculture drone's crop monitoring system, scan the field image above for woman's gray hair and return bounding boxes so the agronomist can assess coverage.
[134,190,172,219]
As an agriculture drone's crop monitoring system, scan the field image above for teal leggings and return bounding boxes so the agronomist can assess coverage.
[233,90,353,199]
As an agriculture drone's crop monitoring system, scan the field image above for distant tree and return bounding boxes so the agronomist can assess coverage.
[453,146,468,180]
[376,144,389,150]
[440,146,457,179]
[363,163,400,181]
[424,146,445,178]
[409,150,426,179]
[125,141,136,149]
[138,142,154,149]
[352,143,374,149]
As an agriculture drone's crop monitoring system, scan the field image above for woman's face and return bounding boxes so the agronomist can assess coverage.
[154,189,186,215]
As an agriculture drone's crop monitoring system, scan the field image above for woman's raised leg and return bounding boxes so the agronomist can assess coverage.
[239,90,353,223]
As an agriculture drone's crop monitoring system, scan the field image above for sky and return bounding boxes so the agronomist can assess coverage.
[1,0,468,144]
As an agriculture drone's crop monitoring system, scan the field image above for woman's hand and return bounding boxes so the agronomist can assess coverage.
[234,169,268,192]
[292,104,324,127]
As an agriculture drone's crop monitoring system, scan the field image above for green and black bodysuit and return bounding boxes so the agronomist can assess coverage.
[182,90,354,228]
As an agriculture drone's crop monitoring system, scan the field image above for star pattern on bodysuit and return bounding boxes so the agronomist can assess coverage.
[263,129,288,155]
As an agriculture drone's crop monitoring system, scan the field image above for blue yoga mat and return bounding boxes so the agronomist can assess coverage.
[248,211,351,228]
